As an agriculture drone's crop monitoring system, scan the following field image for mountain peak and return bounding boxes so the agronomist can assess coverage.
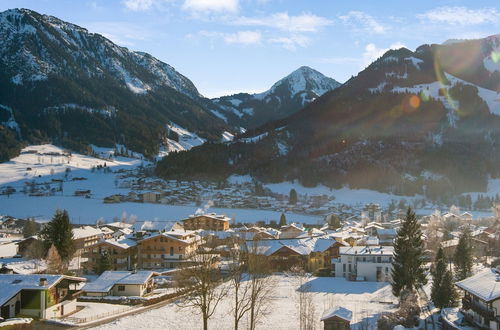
[265,66,340,98]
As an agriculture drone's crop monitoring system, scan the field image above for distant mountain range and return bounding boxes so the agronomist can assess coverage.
[0,8,341,162]
[212,66,340,129]
[157,35,500,199]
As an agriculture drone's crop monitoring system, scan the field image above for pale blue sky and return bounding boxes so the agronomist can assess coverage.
[1,0,499,97]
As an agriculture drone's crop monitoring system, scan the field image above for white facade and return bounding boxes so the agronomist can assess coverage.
[333,246,394,282]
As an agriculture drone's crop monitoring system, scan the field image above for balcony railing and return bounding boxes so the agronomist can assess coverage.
[462,296,495,321]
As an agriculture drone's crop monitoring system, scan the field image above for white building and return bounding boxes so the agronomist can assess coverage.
[333,246,394,282]
[81,271,157,297]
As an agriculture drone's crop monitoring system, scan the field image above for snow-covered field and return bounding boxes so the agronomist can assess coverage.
[92,275,396,330]
[0,195,323,225]
[0,145,496,224]
[0,145,322,224]
[68,302,131,320]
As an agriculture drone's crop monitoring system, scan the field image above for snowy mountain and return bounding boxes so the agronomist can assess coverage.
[212,66,341,129]
[157,35,500,199]
[0,8,231,160]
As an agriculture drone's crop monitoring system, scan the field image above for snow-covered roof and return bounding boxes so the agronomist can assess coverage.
[0,274,86,306]
[455,268,500,302]
[183,213,231,222]
[133,221,176,232]
[140,231,200,244]
[365,223,383,229]
[280,223,304,232]
[72,226,103,239]
[339,246,394,256]
[248,236,338,256]
[102,222,133,229]
[102,236,137,249]
[321,306,353,322]
[82,271,156,293]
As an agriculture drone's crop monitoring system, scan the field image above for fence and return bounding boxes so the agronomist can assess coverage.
[63,306,131,324]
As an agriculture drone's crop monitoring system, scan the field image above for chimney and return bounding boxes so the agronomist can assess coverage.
[39,278,47,286]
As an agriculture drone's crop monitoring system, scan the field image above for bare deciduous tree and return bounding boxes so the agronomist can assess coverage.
[175,252,228,330]
[25,239,45,272]
[227,239,252,330]
[292,266,316,330]
[246,240,275,330]
[46,244,63,274]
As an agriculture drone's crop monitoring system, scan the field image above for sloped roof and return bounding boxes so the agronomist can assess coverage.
[72,226,103,239]
[82,271,155,293]
[183,213,231,222]
[0,274,86,306]
[321,306,352,322]
[455,268,500,302]
[103,236,137,249]
[247,236,338,256]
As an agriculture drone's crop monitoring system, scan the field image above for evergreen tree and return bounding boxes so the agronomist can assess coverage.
[289,188,298,205]
[439,270,459,308]
[279,213,287,227]
[95,251,112,275]
[40,209,75,264]
[46,244,63,274]
[454,228,473,280]
[391,207,427,297]
[22,219,38,238]
[431,247,458,308]
[431,248,446,304]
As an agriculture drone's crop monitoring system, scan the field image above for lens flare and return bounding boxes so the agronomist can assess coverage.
[433,48,457,113]
[409,95,420,109]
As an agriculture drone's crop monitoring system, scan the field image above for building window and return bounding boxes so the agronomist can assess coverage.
[117,285,125,291]
[170,247,174,256]
[343,264,346,272]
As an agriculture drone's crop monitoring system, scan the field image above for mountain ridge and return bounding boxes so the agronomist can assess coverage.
[0,8,231,160]
[157,34,500,201]
[211,66,341,129]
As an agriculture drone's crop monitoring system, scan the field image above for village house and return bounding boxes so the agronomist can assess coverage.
[455,268,500,330]
[364,223,384,237]
[333,246,394,282]
[73,226,104,252]
[142,191,160,203]
[321,306,353,330]
[81,270,156,297]
[137,231,202,269]
[441,237,489,258]
[0,274,86,320]
[181,213,230,231]
[83,237,138,273]
[99,222,133,232]
[246,236,344,272]
[279,223,305,239]
[376,228,397,246]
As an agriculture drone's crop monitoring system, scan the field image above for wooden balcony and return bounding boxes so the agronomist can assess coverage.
[462,296,495,321]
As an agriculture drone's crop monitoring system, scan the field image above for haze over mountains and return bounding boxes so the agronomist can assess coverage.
[157,35,500,200]
[0,8,340,161]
